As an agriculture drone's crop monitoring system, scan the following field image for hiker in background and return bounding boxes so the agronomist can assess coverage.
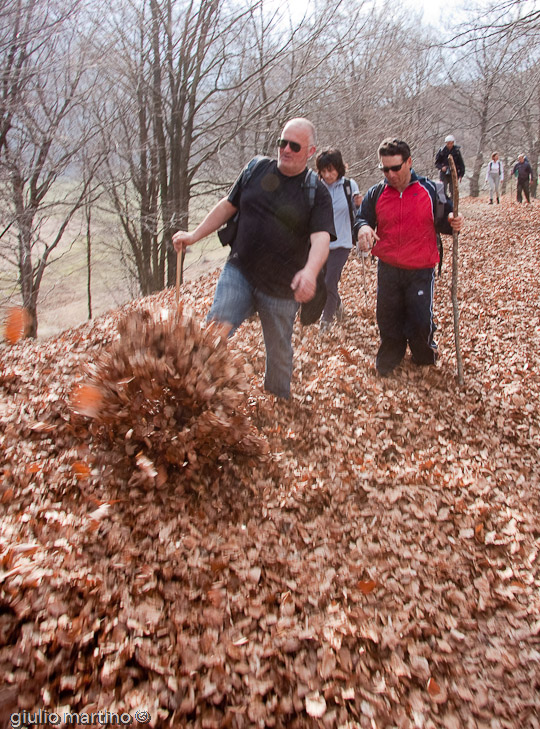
[435,134,465,197]
[316,149,360,332]
[355,138,463,377]
[512,154,534,203]
[172,118,335,400]
[485,152,503,204]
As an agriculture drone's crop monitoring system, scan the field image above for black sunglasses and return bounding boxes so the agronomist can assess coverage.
[378,161,406,173]
[277,137,302,153]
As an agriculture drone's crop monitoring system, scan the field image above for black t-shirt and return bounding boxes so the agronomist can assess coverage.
[226,158,336,298]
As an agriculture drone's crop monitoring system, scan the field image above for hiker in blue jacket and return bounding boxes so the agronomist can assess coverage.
[316,148,360,332]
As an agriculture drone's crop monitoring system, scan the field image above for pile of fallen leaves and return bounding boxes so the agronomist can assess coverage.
[71,306,267,489]
[0,198,539,728]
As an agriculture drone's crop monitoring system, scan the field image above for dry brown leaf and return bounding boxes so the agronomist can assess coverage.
[358,578,378,594]
[4,306,31,344]
[72,461,91,480]
[71,383,104,417]
[305,693,327,718]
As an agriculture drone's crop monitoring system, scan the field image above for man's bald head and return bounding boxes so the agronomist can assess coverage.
[277,118,316,177]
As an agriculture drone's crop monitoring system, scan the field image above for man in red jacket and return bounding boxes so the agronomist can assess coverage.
[355,138,463,376]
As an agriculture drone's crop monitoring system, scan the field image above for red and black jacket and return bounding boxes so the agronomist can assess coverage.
[354,171,454,270]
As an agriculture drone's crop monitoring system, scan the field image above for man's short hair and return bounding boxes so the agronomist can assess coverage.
[316,148,346,178]
[378,138,411,162]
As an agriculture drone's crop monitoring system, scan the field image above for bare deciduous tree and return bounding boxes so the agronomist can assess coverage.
[442,0,540,197]
[95,0,356,295]
[0,0,103,336]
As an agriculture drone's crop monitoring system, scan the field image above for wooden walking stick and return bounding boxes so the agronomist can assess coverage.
[356,243,369,309]
[448,156,464,385]
[175,248,184,307]
[360,252,369,309]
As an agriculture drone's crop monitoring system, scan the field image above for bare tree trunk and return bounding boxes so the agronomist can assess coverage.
[12,169,38,337]
[0,1,102,338]
[469,96,489,197]
[86,202,92,320]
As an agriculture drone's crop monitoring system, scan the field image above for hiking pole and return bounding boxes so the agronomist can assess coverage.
[175,247,184,307]
[448,156,464,385]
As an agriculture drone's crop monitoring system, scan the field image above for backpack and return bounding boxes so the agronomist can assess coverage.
[342,177,358,245]
[434,180,447,277]
[217,156,265,247]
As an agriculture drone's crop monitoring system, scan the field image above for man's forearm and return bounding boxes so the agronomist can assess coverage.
[305,233,330,274]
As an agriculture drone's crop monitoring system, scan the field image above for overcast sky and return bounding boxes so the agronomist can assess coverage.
[283,0,451,28]
[405,0,446,25]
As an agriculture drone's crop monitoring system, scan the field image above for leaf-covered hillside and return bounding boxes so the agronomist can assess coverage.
[0,198,538,728]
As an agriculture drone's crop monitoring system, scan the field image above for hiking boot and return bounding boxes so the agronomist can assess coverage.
[489,199,493,204]
[497,197,500,203]
[319,320,332,334]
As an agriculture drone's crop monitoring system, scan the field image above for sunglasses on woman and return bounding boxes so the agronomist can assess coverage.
[277,138,302,153]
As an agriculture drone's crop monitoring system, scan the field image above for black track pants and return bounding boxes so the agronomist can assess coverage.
[376,261,438,375]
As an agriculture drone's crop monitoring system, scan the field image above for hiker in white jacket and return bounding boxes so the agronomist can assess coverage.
[485,152,504,204]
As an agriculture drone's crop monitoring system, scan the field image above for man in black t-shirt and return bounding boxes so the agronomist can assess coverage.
[173,118,336,399]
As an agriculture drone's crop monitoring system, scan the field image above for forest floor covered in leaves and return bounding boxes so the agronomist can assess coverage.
[0,197,539,728]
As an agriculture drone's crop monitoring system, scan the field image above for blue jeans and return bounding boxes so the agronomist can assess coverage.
[208,262,299,399]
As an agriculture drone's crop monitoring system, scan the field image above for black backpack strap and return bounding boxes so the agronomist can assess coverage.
[433,180,446,277]
[240,155,266,189]
[217,156,266,247]
[342,177,356,228]
[436,233,443,277]
[302,168,318,208]
[298,169,326,326]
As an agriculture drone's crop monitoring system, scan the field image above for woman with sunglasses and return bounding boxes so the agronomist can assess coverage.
[316,149,361,332]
